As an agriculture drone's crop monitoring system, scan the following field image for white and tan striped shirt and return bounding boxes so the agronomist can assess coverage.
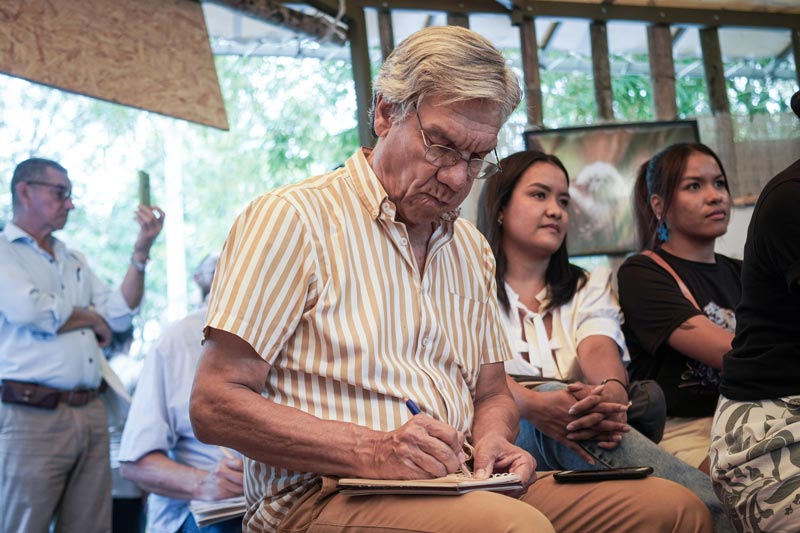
[206,148,512,531]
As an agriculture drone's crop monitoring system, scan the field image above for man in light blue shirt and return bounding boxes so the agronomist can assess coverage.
[120,254,244,533]
[0,158,164,533]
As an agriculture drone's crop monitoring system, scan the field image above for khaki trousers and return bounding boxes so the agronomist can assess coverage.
[0,397,111,533]
[273,472,713,533]
[659,416,713,469]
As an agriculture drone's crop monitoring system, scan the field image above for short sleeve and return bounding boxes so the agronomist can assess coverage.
[617,255,704,355]
[754,181,800,294]
[118,346,173,462]
[205,193,318,364]
[574,267,627,358]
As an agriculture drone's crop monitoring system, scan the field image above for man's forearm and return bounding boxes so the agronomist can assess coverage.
[120,452,208,500]
[57,307,103,334]
[472,389,519,445]
[190,330,386,479]
[119,263,145,310]
[191,379,384,478]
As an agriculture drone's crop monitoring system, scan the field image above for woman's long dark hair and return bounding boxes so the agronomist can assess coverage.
[477,150,586,313]
[633,142,729,250]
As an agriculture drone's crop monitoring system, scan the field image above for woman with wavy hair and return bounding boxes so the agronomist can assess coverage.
[478,150,730,532]
[617,143,741,474]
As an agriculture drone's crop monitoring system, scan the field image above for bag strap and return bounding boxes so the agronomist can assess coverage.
[640,250,701,311]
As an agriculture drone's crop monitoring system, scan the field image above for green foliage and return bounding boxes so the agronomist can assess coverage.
[0,54,359,344]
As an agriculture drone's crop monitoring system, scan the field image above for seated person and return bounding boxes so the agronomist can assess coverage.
[617,143,741,473]
[478,149,731,533]
[189,26,712,533]
[709,90,800,533]
[119,254,244,533]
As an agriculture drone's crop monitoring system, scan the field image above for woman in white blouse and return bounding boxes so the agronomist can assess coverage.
[478,150,732,533]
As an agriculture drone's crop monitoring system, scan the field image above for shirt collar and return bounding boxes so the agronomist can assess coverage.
[3,222,33,243]
[344,147,460,228]
[3,222,65,255]
[504,282,550,315]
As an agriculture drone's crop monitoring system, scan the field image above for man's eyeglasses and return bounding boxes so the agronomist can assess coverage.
[26,181,73,201]
[416,110,502,180]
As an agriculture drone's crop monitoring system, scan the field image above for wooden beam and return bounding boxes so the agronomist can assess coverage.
[207,0,347,46]
[700,27,729,114]
[353,0,507,14]
[766,42,791,76]
[377,8,394,61]
[447,12,470,28]
[302,0,342,18]
[699,26,738,195]
[540,21,560,51]
[519,16,543,128]
[793,28,800,87]
[648,24,678,120]
[590,20,614,121]
[510,1,800,29]
[347,6,373,147]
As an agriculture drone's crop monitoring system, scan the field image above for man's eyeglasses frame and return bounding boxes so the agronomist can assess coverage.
[25,181,73,202]
[415,109,502,181]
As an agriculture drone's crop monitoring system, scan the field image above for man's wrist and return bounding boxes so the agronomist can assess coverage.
[131,254,149,273]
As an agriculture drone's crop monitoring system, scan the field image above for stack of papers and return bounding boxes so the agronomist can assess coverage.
[337,472,523,496]
[188,496,246,528]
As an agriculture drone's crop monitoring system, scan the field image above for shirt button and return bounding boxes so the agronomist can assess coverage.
[89,358,93,363]
[422,337,430,347]
[400,238,408,246]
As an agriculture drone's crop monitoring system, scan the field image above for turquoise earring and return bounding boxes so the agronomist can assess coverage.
[657,219,670,242]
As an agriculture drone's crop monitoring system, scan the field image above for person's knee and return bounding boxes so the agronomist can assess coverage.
[642,479,714,533]
[454,493,555,533]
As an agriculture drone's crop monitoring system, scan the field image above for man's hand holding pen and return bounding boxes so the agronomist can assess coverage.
[364,402,468,481]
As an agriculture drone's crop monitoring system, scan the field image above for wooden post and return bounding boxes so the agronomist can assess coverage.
[700,26,738,194]
[700,27,728,115]
[792,28,800,88]
[347,6,373,147]
[447,12,469,28]
[519,16,543,128]
[590,21,614,121]
[647,24,678,121]
[377,8,394,61]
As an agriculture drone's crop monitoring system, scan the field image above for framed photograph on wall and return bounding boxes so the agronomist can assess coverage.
[525,120,699,256]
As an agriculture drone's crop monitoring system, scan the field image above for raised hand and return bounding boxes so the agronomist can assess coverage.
[132,205,165,259]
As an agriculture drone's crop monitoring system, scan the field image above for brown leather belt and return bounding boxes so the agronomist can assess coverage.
[0,379,106,409]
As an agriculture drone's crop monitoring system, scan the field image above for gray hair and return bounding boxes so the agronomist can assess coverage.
[193,253,219,299]
[11,158,67,209]
[370,26,522,131]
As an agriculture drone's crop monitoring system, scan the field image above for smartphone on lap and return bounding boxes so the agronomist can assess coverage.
[553,466,654,483]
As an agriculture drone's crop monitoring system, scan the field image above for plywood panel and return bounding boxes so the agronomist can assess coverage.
[0,0,228,130]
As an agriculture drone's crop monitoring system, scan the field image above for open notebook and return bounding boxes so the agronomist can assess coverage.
[337,472,522,496]
[188,496,246,528]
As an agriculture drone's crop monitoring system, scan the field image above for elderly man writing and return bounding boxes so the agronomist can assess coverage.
[190,26,712,533]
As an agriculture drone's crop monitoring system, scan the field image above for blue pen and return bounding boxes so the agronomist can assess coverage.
[404,397,421,415]
[403,397,473,478]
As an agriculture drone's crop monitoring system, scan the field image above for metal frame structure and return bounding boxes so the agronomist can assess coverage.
[209,0,800,146]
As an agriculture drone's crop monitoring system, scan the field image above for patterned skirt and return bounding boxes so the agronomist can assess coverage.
[709,395,800,533]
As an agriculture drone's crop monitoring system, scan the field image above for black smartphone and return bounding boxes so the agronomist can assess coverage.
[553,466,654,483]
